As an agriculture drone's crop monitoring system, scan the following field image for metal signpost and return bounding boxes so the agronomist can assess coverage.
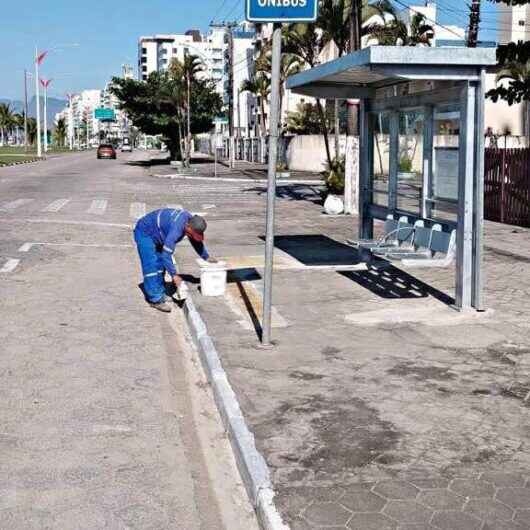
[246,0,318,346]
[212,117,228,178]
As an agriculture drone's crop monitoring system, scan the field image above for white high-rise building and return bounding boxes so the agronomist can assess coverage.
[138,29,227,97]
[498,4,530,44]
[232,25,257,137]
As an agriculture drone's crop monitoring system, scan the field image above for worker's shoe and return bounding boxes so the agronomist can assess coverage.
[149,300,173,313]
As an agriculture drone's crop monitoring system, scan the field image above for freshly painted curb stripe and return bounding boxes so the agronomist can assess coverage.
[0,258,20,273]
[153,173,321,186]
[179,275,289,530]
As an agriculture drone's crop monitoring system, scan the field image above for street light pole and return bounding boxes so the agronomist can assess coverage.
[23,70,28,152]
[187,73,191,167]
[40,79,51,153]
[35,47,42,157]
[261,23,282,346]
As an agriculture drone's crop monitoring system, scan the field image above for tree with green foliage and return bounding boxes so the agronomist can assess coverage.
[54,118,67,147]
[487,0,530,105]
[0,103,14,146]
[26,117,37,146]
[110,70,222,162]
[286,102,325,135]
[364,12,434,46]
[169,54,205,166]
[241,74,271,137]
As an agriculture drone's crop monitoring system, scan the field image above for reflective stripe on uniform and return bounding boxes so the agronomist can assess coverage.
[163,245,173,253]
[144,269,164,278]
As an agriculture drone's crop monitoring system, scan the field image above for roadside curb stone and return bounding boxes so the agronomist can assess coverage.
[180,280,289,530]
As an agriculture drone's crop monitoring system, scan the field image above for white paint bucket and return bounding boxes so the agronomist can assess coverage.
[197,260,227,297]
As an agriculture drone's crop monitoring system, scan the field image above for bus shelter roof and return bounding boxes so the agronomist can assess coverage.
[286,46,497,99]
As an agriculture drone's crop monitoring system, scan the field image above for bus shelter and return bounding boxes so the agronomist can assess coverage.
[286,46,496,311]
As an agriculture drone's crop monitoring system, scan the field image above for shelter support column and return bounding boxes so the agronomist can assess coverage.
[358,99,373,239]
[388,111,399,212]
[456,81,476,310]
[472,70,486,310]
[422,106,434,219]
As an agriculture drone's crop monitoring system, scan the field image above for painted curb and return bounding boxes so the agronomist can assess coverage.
[153,173,322,186]
[181,287,289,530]
[0,157,42,167]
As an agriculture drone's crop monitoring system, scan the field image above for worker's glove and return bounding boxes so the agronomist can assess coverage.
[173,275,183,288]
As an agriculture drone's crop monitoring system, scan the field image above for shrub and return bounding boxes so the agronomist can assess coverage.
[324,156,345,195]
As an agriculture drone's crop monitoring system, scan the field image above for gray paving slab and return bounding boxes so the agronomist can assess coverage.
[169,161,530,528]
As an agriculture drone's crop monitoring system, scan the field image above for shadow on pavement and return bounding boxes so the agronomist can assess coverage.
[265,234,362,266]
[245,185,324,204]
[340,266,455,304]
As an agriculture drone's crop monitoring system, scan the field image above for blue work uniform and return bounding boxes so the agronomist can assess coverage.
[134,208,209,303]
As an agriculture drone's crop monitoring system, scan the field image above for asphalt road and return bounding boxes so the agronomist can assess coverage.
[0,151,259,530]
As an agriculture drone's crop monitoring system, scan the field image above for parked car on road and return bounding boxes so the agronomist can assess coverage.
[121,138,132,152]
[97,144,117,160]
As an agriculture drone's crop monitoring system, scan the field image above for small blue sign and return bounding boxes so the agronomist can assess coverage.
[246,0,318,22]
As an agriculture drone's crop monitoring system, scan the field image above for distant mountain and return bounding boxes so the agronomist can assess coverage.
[0,97,67,129]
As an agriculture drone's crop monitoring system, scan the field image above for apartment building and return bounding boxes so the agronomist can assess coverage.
[137,28,227,97]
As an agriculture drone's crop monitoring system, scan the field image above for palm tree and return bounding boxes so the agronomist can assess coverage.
[0,103,14,146]
[55,118,67,147]
[169,55,204,166]
[319,0,396,147]
[365,12,434,46]
[241,74,271,137]
[9,112,25,145]
[255,48,303,129]
[27,117,37,146]
[282,22,334,166]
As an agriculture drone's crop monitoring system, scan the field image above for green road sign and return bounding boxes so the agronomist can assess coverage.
[94,108,116,121]
[213,116,229,125]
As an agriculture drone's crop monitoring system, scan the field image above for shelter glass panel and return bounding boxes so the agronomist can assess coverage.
[372,112,390,207]
[430,103,460,222]
[397,110,424,214]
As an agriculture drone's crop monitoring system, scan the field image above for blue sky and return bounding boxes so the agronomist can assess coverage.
[1,0,499,101]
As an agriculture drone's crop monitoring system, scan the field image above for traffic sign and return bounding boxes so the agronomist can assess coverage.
[246,0,318,22]
[94,108,115,121]
[213,116,229,125]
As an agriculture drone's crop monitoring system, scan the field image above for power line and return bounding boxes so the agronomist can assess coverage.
[212,0,231,23]
[224,0,243,21]
[392,0,471,39]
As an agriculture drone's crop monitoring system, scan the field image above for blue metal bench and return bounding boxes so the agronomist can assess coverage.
[373,224,456,268]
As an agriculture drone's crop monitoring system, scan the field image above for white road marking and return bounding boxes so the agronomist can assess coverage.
[0,218,132,229]
[167,204,183,210]
[88,199,108,215]
[18,242,33,252]
[30,242,133,249]
[202,204,216,209]
[130,202,146,219]
[0,259,20,273]
[0,198,34,211]
[42,198,71,212]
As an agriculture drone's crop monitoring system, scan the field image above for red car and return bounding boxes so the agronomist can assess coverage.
[97,144,117,160]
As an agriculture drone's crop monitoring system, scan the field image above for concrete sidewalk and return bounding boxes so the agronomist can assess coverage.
[175,174,530,529]
[149,153,324,183]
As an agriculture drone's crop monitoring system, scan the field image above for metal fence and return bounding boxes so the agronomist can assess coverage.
[484,147,530,228]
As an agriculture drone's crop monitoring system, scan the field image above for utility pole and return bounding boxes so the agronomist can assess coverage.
[467,0,481,47]
[23,70,29,152]
[227,23,235,168]
[347,1,362,136]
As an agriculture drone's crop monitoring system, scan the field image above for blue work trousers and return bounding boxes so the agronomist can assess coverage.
[134,228,170,303]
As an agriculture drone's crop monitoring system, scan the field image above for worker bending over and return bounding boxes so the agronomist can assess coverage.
[134,208,216,312]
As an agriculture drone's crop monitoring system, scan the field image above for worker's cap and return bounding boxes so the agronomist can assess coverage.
[188,215,207,241]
